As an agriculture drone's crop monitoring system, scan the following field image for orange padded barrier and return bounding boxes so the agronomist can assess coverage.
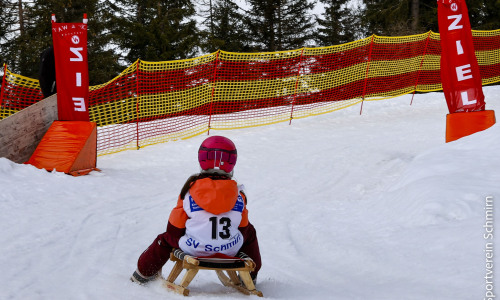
[445,110,496,142]
[26,121,98,175]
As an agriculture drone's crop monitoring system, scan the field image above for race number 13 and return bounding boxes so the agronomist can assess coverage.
[209,217,231,239]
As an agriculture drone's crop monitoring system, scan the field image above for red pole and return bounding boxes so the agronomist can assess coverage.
[410,31,431,105]
[289,48,305,125]
[360,35,375,115]
[207,50,220,135]
[0,64,8,118]
[135,59,141,149]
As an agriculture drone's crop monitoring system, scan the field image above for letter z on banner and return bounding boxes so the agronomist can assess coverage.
[51,14,90,121]
[437,0,485,113]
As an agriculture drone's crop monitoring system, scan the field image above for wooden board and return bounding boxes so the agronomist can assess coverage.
[0,94,57,163]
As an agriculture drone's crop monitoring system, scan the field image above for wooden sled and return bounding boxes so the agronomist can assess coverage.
[163,249,263,297]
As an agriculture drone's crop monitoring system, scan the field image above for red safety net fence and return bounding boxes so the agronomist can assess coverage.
[1,30,499,155]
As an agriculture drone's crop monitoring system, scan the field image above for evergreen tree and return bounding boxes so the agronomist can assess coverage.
[199,0,249,53]
[0,1,7,40]
[315,0,363,46]
[114,0,199,63]
[467,0,500,30]
[244,0,278,51]
[363,0,415,36]
[245,0,316,52]
[362,0,441,35]
[480,0,500,30]
[1,0,36,77]
[86,0,124,84]
[361,0,491,36]
[0,1,15,46]
[278,0,316,50]
[0,0,17,69]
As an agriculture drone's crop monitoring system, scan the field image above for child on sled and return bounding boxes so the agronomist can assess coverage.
[131,136,262,285]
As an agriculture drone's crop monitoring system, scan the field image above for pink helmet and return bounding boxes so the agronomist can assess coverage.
[198,136,237,174]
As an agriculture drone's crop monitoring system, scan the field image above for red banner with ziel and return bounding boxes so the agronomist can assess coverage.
[437,0,486,113]
[51,14,90,121]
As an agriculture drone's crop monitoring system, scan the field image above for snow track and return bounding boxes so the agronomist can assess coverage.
[1,87,499,299]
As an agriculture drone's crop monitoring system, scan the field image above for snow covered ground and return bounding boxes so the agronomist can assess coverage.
[1,86,499,299]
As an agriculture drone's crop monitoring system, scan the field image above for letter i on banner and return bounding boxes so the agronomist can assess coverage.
[437,0,485,113]
[51,14,90,121]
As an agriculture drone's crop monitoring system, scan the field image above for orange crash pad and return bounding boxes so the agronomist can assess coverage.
[446,110,496,143]
[26,121,98,176]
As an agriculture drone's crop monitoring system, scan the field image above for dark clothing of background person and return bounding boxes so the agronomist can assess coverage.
[39,47,56,98]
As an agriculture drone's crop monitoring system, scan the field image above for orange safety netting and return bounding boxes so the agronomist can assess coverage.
[1,30,499,156]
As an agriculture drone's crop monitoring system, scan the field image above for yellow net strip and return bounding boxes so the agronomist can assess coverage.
[1,30,499,156]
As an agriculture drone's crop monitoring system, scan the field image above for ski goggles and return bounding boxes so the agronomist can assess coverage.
[198,147,237,165]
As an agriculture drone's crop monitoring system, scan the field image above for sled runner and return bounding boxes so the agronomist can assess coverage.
[162,249,263,297]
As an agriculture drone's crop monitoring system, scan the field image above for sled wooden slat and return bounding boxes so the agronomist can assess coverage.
[215,270,263,297]
[164,280,190,296]
[166,260,184,282]
[163,250,263,297]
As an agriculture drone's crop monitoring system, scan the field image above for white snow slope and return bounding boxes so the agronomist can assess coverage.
[1,87,499,300]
